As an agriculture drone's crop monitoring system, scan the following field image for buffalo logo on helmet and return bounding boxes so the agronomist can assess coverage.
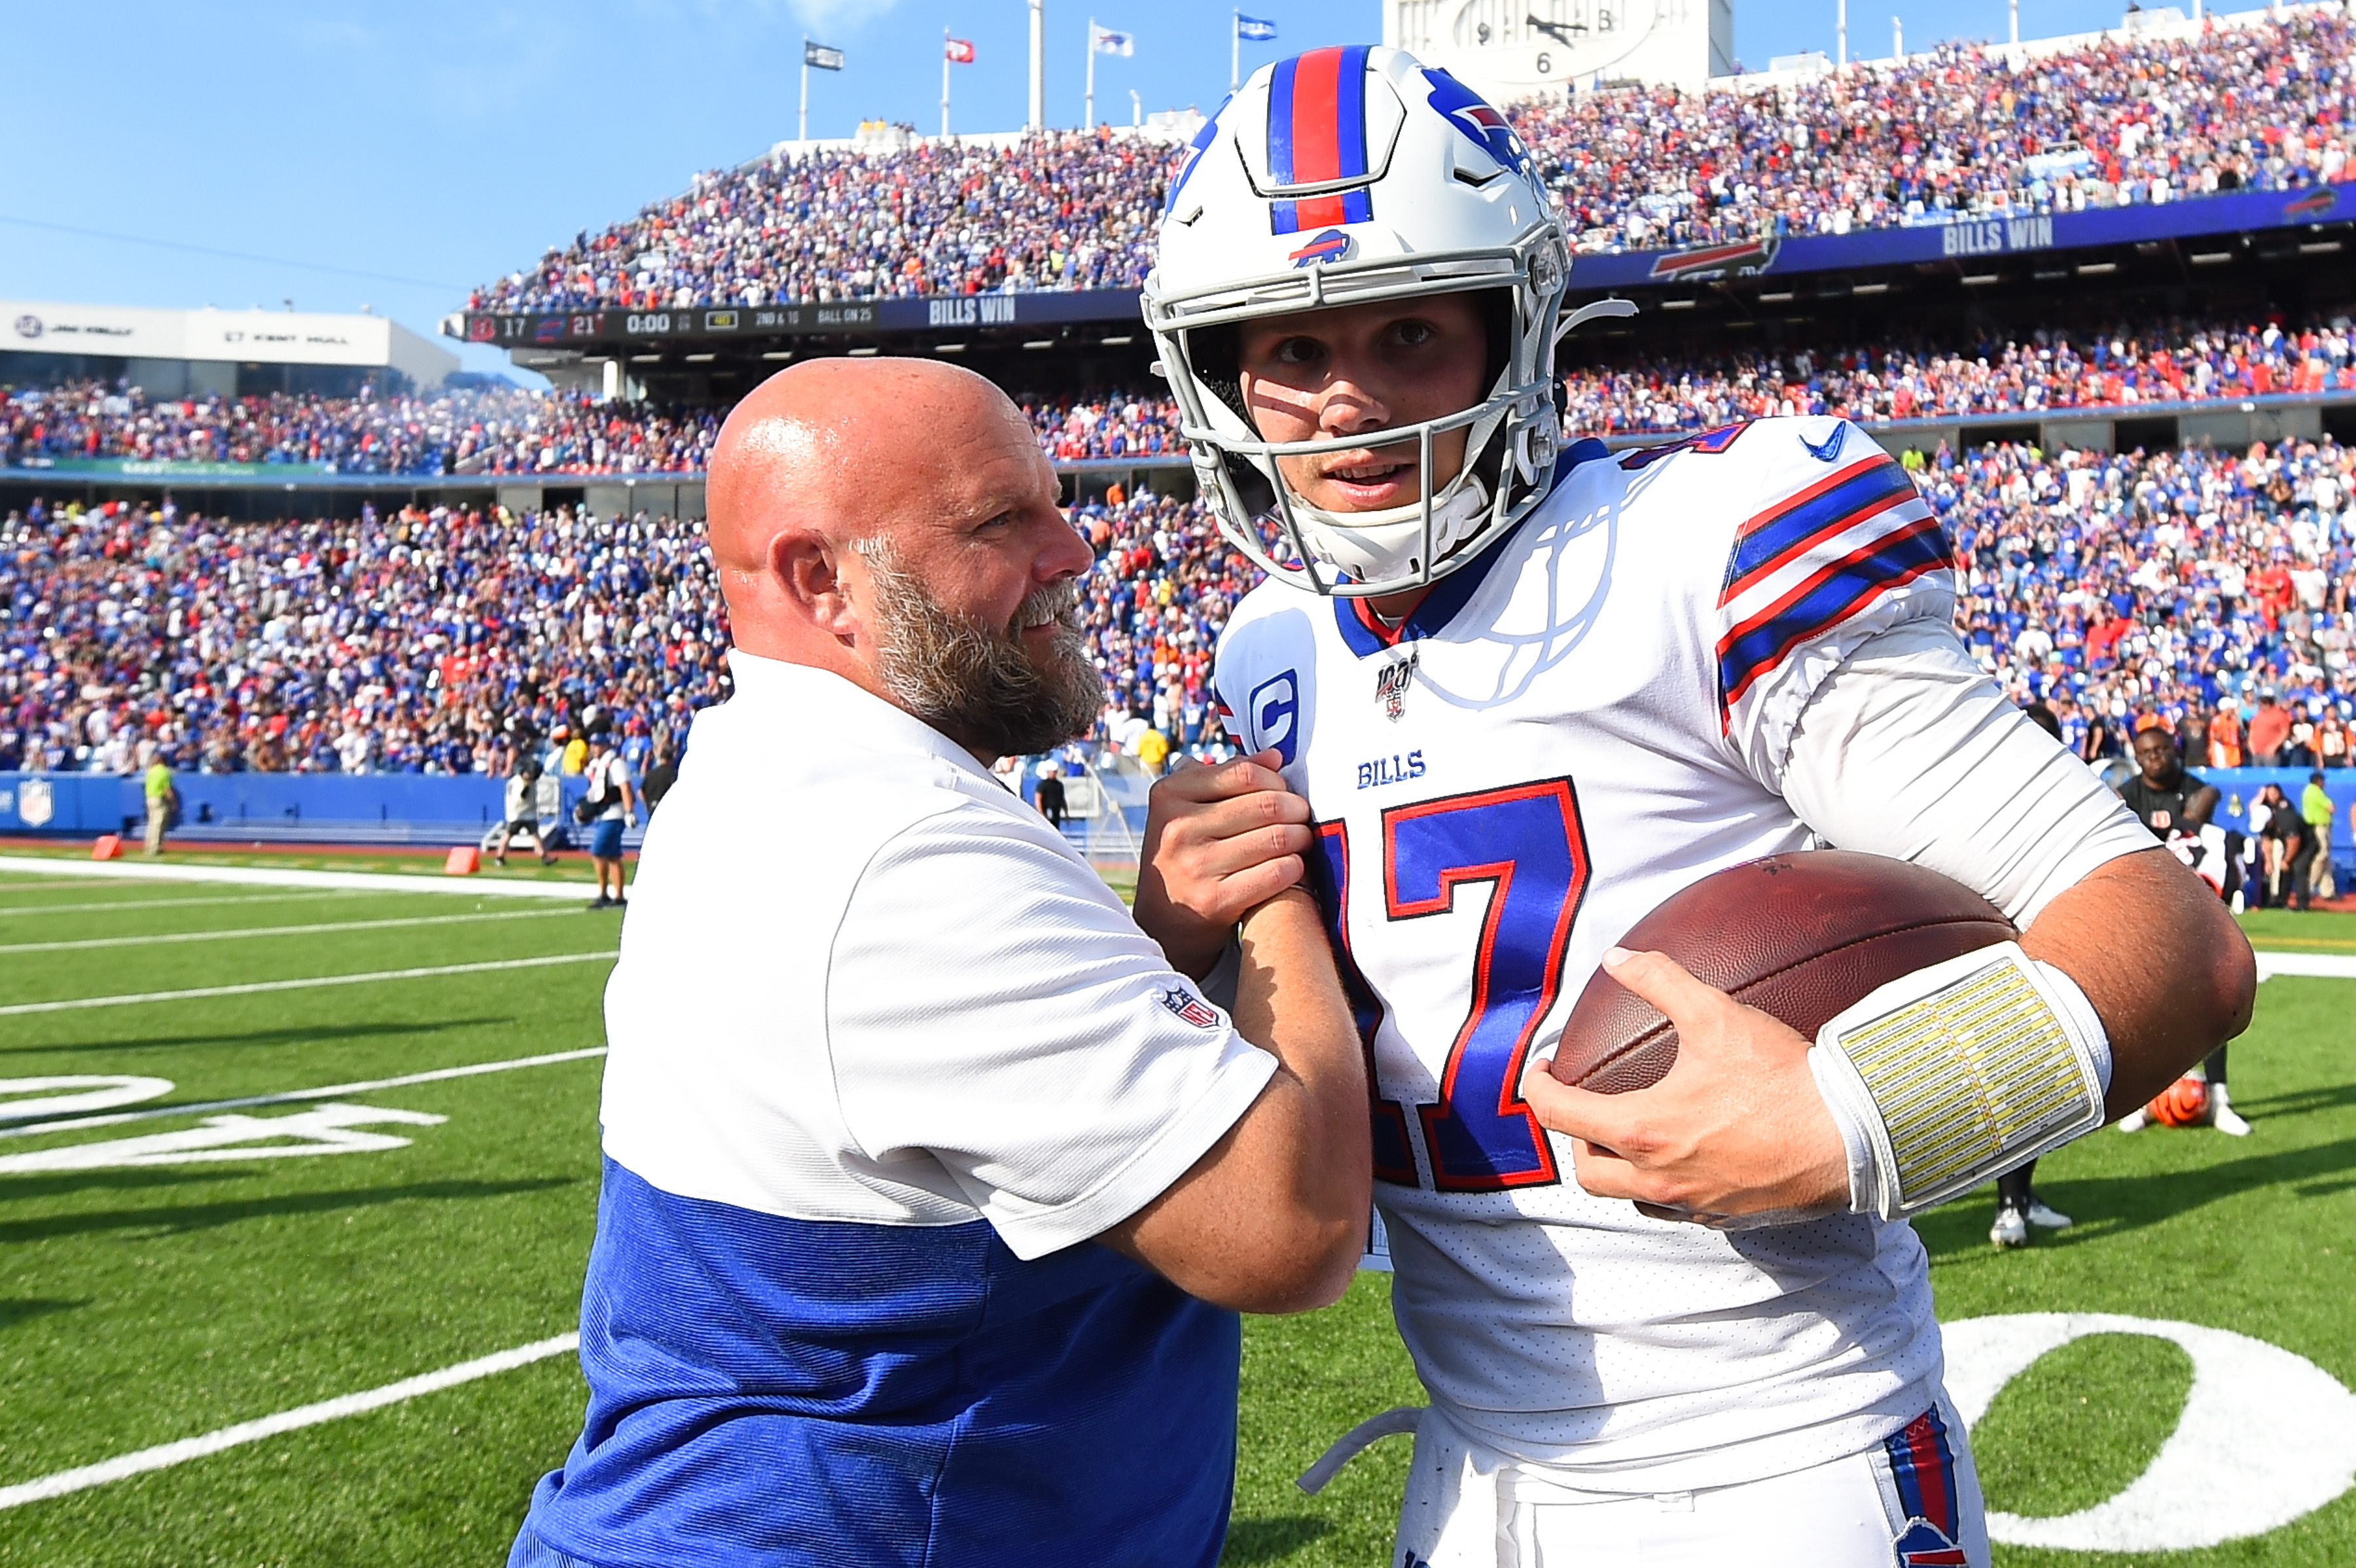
[1288,228,1355,268]
[1421,67,1531,175]
[1163,92,1232,217]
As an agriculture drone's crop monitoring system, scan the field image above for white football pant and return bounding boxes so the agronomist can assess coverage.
[1393,1393,1989,1568]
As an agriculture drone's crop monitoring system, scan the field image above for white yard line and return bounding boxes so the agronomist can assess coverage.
[0,1334,580,1512]
[2253,950,2356,980]
[0,855,592,902]
[0,907,582,955]
[0,951,618,1018]
[0,890,372,918]
[0,878,189,892]
[0,1047,609,1139]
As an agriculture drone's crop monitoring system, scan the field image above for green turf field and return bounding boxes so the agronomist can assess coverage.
[0,864,2348,1565]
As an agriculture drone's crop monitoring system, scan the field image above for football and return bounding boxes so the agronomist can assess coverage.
[1549,851,2019,1094]
[2147,1074,2211,1128]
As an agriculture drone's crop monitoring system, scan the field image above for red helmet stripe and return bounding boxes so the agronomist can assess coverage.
[1289,46,1346,185]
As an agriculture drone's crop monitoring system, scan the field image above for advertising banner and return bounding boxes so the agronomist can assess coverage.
[9,457,333,478]
[1566,180,2353,290]
[456,289,1144,347]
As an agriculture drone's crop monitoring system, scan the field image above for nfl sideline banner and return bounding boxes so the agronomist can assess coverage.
[1568,179,2355,289]
[455,288,1143,349]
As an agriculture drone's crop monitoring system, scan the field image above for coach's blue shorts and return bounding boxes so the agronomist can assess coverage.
[589,819,624,859]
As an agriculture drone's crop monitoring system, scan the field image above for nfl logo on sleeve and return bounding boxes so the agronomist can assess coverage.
[1160,988,1221,1028]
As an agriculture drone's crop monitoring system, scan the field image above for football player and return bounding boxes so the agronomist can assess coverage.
[1134,46,2254,1568]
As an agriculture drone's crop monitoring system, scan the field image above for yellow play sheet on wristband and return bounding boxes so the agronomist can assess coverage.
[1840,957,2095,1202]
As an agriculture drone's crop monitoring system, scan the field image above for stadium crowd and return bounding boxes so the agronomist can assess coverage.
[4,429,2351,786]
[0,382,721,477]
[1564,312,2356,433]
[1527,7,2354,253]
[464,9,2352,316]
[12,306,2353,479]
[1938,434,2356,766]
[467,129,1171,316]
[0,497,730,779]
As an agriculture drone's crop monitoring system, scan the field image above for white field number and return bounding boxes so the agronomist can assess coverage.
[1944,1312,2356,1550]
[0,1077,442,1171]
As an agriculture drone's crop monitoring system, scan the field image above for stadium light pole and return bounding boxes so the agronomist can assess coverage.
[2010,0,2020,43]
[1029,0,1046,130]
[800,34,810,143]
[1086,16,1096,128]
[943,29,952,137]
[1893,14,1903,58]
[1131,88,1142,126]
[1837,0,1847,66]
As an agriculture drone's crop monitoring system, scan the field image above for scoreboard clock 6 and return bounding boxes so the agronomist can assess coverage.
[1388,0,1725,95]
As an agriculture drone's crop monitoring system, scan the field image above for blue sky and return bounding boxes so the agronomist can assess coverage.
[3,0,2143,384]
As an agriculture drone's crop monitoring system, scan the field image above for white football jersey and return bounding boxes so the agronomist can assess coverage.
[1213,417,1973,1492]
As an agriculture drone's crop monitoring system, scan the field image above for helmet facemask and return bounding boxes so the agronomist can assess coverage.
[1142,44,1576,599]
[1150,232,1569,599]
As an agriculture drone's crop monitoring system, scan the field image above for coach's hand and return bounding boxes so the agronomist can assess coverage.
[1135,749,1312,978]
[1519,948,1850,1228]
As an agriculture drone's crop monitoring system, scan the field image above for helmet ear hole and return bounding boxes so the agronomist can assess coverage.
[1188,325,1252,429]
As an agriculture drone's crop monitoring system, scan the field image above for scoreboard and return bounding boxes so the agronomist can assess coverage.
[1385,0,1735,96]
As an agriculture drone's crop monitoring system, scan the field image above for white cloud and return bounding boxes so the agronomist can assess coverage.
[781,0,902,32]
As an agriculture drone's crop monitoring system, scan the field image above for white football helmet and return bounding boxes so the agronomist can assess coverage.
[1143,45,1577,597]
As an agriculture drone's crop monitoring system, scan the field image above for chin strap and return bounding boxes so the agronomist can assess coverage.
[1287,472,1491,574]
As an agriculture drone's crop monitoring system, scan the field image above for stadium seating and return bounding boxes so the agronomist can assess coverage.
[12,306,2354,480]
[464,9,2351,312]
[467,129,1172,315]
[0,382,720,477]
[1564,313,2356,434]
[1525,9,2353,253]
[4,431,2348,781]
[0,498,730,777]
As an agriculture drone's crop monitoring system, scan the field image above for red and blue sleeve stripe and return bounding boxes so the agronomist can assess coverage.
[1719,456,1920,606]
[1716,514,1954,718]
[1266,45,1376,234]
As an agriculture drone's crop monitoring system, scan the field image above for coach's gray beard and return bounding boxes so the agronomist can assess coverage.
[855,543,1104,758]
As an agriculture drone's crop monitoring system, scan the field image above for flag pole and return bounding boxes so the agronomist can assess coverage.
[1086,16,1097,129]
[799,34,810,143]
[1232,9,1240,91]
[942,28,952,137]
[1029,0,1045,130]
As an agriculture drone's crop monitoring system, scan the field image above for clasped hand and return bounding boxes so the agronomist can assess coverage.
[1518,948,1853,1229]
[1133,749,1313,978]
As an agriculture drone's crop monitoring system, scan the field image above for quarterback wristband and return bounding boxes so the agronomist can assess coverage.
[1808,943,2109,1219]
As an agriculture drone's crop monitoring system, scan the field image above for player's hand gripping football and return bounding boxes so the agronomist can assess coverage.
[1134,749,1313,978]
[1520,948,1851,1228]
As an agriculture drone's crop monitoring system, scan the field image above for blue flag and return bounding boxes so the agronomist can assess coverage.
[1236,14,1277,41]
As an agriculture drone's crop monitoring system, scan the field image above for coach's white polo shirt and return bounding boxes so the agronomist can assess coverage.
[516,650,1277,1568]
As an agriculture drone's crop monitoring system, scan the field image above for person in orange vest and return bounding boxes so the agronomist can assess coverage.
[2207,700,2244,770]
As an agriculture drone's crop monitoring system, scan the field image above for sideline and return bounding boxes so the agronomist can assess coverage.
[0,890,370,918]
[0,1047,610,1139]
[0,855,594,902]
[0,951,618,1018]
[0,906,582,955]
[0,1334,580,1512]
[2253,950,2356,980]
